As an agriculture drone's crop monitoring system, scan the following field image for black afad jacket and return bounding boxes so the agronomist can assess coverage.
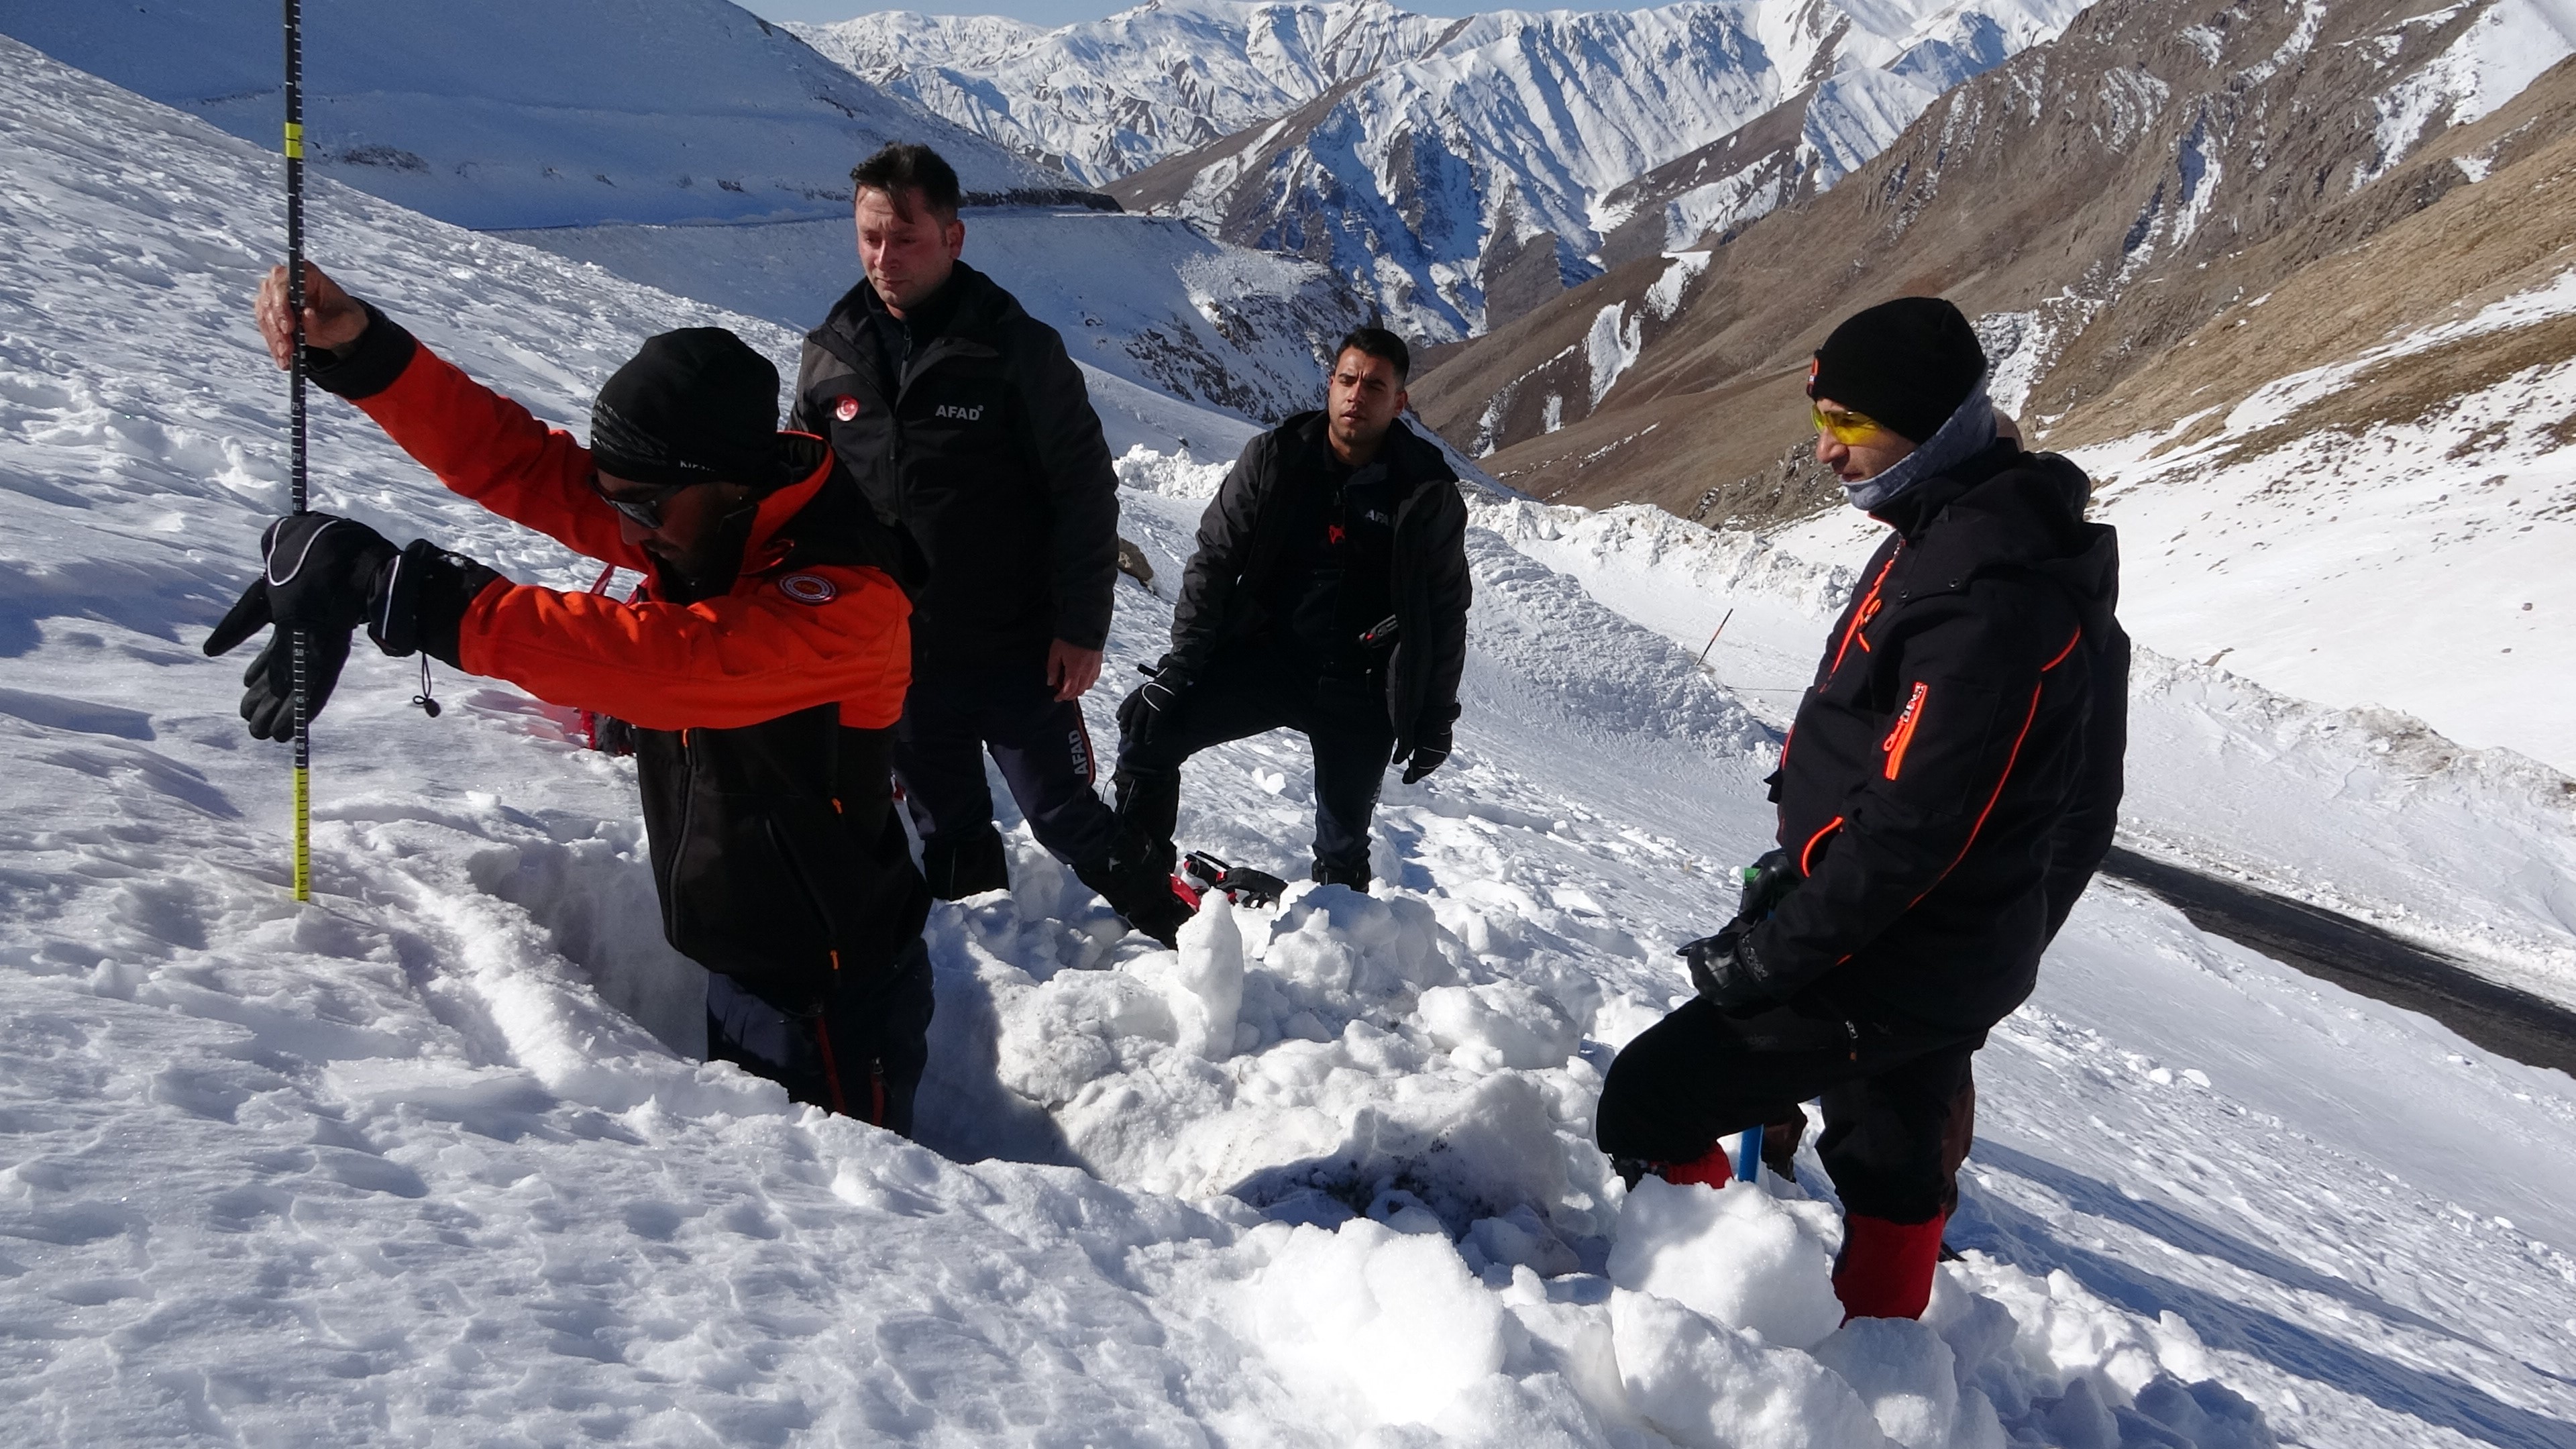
[1755,442,2127,1033]
[1169,413,1472,759]
[794,262,1121,659]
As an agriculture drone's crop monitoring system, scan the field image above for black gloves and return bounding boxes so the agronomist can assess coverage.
[1677,848,1809,1012]
[203,513,502,741]
[1737,847,1797,921]
[1399,713,1452,784]
[203,513,398,741]
[1117,657,1191,748]
[1680,926,1791,1014]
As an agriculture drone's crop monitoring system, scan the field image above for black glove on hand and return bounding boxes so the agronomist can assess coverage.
[1399,715,1452,785]
[203,513,398,741]
[1679,924,1789,1014]
[1737,847,1799,921]
[1117,657,1190,748]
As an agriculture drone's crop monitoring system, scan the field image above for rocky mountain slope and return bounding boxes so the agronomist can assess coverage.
[812,0,2089,343]
[1414,0,2576,515]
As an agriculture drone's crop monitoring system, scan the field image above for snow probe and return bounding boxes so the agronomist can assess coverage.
[282,0,313,900]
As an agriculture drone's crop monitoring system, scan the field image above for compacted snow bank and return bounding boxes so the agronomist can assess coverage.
[7,38,2576,1448]
[1481,498,2576,1008]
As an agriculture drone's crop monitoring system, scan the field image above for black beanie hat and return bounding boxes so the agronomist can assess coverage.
[589,328,787,490]
[1807,297,1988,444]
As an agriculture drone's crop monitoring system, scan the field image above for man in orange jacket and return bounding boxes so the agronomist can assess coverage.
[214,263,936,1132]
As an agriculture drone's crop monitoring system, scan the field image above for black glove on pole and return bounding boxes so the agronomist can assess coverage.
[204,513,397,742]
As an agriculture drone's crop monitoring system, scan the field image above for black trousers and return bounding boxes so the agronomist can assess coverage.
[1114,645,1395,885]
[894,649,1123,896]
[1595,996,1981,1224]
[706,940,934,1136]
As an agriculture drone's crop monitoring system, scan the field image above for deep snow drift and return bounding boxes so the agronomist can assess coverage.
[5,34,2576,1449]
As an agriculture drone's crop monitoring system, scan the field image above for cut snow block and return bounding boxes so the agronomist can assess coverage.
[1160,891,1244,1059]
[1251,1217,1510,1430]
[1607,1177,1845,1350]
[1810,1318,1963,1449]
[1609,1289,1892,1449]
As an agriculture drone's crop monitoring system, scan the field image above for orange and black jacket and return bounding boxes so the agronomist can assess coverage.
[311,307,929,1009]
[1758,442,2127,1033]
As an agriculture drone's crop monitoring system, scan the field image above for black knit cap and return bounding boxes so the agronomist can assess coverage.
[588,328,788,490]
[1807,297,1987,445]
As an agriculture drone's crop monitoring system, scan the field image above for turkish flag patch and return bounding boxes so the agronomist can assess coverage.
[833,395,861,422]
[777,572,838,604]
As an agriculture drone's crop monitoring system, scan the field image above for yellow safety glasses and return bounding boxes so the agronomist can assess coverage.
[1809,402,1890,445]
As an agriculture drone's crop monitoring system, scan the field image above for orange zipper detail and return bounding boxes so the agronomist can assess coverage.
[1829,554,1899,677]
[1882,682,1929,780]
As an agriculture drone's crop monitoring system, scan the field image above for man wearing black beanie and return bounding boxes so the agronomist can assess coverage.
[1597,294,2131,1324]
[215,261,940,1135]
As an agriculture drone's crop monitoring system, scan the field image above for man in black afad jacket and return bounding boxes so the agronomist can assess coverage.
[1112,328,1471,892]
[794,143,1188,941]
[1595,297,2129,1323]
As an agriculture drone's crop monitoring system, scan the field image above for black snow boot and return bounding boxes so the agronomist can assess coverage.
[1310,857,1371,893]
[1077,852,1195,948]
[921,823,1010,900]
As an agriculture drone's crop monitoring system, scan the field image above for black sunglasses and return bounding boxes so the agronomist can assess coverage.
[590,472,688,529]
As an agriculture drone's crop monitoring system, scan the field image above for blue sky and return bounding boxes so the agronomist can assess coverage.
[745,0,1643,25]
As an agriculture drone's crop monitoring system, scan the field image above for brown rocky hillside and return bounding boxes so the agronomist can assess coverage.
[1411,0,2576,520]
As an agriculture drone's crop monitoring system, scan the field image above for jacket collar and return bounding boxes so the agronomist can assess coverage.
[739,434,832,574]
[1287,411,1456,491]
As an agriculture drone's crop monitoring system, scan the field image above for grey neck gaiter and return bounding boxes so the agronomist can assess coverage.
[1844,374,1996,514]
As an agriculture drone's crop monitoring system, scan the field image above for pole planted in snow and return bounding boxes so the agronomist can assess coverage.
[284,0,311,901]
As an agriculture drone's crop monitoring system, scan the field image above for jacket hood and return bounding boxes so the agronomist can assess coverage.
[1911,447,2118,640]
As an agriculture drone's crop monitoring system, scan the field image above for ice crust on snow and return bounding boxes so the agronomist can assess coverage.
[0,31,2572,1449]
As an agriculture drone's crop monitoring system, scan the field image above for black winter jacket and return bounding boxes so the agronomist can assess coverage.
[1754,441,2126,1033]
[794,262,1120,659]
[632,457,932,1012]
[1171,413,1470,757]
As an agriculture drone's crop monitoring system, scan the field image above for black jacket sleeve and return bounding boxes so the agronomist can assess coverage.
[1009,321,1120,651]
[1414,484,1472,729]
[787,337,828,435]
[2041,621,2129,941]
[1754,575,2074,984]
[1169,432,1275,672]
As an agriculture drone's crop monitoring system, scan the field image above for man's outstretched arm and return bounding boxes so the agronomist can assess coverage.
[256,263,645,571]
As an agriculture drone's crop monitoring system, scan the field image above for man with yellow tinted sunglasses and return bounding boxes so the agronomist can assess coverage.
[1597,296,2131,1324]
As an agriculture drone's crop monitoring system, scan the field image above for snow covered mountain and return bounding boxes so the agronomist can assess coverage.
[1413,0,2576,771]
[0,0,1068,229]
[8,32,2576,1448]
[796,0,2088,341]
[1095,0,2090,340]
[1,0,1369,425]
[792,0,1468,185]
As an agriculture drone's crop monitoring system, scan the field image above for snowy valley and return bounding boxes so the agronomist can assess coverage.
[2,6,2576,1449]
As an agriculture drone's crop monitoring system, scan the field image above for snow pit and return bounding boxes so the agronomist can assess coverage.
[1607,1177,1847,1350]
